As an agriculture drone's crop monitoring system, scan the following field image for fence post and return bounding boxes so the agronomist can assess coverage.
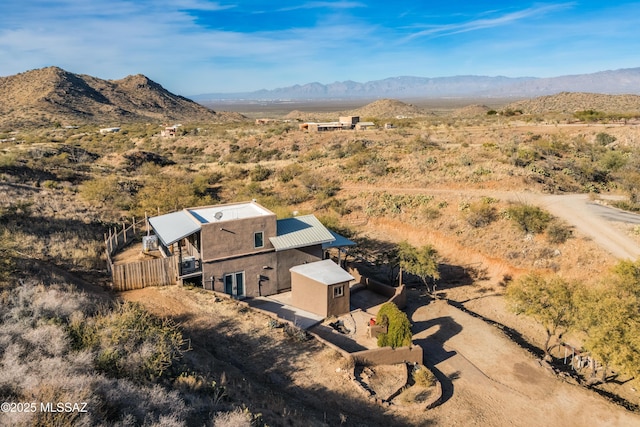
[123,222,127,244]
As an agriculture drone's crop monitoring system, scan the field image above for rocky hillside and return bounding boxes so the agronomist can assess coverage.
[345,99,431,118]
[504,92,640,115]
[0,67,244,128]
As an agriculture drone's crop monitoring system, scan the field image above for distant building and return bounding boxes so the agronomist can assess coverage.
[355,121,375,130]
[302,115,373,132]
[161,124,182,137]
[99,127,120,134]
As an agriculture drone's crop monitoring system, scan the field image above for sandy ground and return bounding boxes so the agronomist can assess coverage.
[409,294,640,426]
[119,284,640,426]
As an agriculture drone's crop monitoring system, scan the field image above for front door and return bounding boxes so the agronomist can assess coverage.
[224,271,245,298]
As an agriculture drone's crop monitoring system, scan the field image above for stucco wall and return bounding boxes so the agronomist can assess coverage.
[200,214,277,261]
[276,245,323,292]
[203,252,277,297]
[351,346,423,366]
[326,281,350,317]
[291,272,328,316]
[291,273,350,318]
[347,265,407,310]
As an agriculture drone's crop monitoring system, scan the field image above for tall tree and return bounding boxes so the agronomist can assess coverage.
[577,260,640,382]
[397,241,440,291]
[506,273,576,359]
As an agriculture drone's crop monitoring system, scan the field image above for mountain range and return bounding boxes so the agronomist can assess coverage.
[193,67,640,101]
[0,66,242,128]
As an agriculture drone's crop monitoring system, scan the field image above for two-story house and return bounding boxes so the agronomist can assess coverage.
[148,201,352,299]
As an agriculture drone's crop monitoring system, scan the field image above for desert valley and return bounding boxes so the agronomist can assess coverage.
[2,66,640,426]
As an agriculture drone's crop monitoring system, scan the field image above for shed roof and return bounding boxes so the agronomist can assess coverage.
[270,214,335,251]
[148,210,201,246]
[290,259,355,285]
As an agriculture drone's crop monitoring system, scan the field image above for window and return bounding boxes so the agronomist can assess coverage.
[254,231,264,248]
[333,284,344,298]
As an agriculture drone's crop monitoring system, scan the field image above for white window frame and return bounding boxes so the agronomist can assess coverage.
[333,284,344,298]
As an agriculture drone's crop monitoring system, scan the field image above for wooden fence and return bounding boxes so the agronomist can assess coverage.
[105,217,148,263]
[111,256,178,291]
[105,215,179,291]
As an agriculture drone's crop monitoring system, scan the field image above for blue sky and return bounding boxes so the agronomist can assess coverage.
[1,1,639,95]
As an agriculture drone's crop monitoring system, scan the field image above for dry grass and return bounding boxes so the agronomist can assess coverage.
[2,101,640,424]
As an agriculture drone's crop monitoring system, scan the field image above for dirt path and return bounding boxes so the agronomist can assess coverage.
[410,296,640,426]
[342,185,640,260]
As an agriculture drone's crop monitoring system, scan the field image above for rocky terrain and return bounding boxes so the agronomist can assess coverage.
[0,66,244,128]
[505,92,640,115]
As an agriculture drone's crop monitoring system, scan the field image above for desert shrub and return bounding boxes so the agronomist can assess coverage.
[546,220,573,244]
[595,132,617,146]
[464,201,497,228]
[364,192,434,217]
[611,200,640,213]
[80,176,139,210]
[506,203,552,234]
[513,147,539,167]
[376,302,412,349]
[336,140,367,158]
[0,230,16,284]
[574,110,606,122]
[213,407,254,427]
[225,165,248,180]
[76,302,186,381]
[0,152,18,167]
[599,151,627,172]
[249,164,272,182]
[0,282,198,426]
[368,158,388,176]
[136,174,214,215]
[412,365,436,387]
[278,163,303,182]
[317,215,354,238]
[281,184,311,204]
[298,172,340,198]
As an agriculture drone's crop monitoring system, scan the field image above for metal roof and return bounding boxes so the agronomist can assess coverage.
[322,230,356,249]
[270,214,335,251]
[148,210,201,246]
[290,259,355,286]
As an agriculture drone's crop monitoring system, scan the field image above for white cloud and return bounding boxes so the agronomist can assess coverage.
[404,3,575,40]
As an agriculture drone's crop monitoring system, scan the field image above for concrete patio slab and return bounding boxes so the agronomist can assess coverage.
[246,292,325,330]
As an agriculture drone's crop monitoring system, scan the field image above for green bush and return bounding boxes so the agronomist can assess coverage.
[506,203,552,234]
[595,132,617,146]
[249,164,273,182]
[376,302,412,349]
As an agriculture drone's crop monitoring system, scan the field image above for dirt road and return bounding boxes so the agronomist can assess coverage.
[342,185,640,260]
[410,296,640,426]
